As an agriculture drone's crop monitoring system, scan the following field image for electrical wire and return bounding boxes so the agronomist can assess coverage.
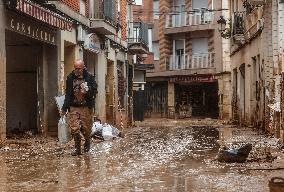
[133,8,229,15]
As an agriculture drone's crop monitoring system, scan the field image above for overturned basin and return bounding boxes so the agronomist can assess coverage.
[269,177,284,192]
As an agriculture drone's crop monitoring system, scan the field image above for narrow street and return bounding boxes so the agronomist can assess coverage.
[0,119,283,192]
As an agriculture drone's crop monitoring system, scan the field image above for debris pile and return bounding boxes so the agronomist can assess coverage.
[217,143,252,163]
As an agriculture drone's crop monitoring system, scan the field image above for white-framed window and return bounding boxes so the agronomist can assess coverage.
[192,0,208,9]
[134,70,145,82]
[135,0,142,6]
[148,29,153,52]
[133,27,140,42]
[80,0,86,16]
[174,39,185,55]
[192,38,208,54]
[153,0,159,19]
[153,42,160,60]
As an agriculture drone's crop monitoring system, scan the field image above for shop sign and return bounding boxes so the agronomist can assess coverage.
[84,33,101,53]
[6,13,57,45]
[15,0,73,31]
[170,75,216,83]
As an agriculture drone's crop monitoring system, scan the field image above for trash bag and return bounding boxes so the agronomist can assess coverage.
[111,125,120,137]
[54,95,65,112]
[269,177,284,192]
[58,116,71,144]
[91,122,122,141]
[102,124,114,141]
[91,121,104,138]
[217,143,252,163]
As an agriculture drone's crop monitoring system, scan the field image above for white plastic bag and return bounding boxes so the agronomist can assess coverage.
[91,121,103,136]
[111,125,120,137]
[58,116,71,144]
[54,95,65,112]
[102,124,114,141]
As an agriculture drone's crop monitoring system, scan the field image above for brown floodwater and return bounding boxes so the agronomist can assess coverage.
[0,122,283,192]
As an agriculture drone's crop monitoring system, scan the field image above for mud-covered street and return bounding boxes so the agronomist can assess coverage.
[0,119,283,192]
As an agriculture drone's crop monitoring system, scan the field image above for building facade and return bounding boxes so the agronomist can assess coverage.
[146,0,232,120]
[0,0,135,140]
[0,0,75,140]
[128,0,152,121]
[228,0,284,141]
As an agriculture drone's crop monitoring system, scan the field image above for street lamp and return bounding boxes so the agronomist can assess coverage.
[217,16,231,39]
[217,16,226,32]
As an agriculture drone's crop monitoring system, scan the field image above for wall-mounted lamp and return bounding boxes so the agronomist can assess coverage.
[217,16,231,39]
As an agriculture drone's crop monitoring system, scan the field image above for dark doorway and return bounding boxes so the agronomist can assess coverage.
[175,81,219,118]
[133,90,145,121]
[5,30,40,134]
[145,82,168,118]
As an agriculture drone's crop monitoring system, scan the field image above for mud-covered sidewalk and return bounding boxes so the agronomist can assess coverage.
[0,119,283,192]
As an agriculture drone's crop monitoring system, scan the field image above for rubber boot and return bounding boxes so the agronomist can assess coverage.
[84,138,91,153]
[71,133,82,156]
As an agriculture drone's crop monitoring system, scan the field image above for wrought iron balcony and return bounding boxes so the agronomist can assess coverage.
[232,12,246,44]
[244,8,264,40]
[90,0,117,35]
[230,9,263,46]
[127,22,149,54]
[246,0,266,6]
[165,53,215,71]
[165,10,214,28]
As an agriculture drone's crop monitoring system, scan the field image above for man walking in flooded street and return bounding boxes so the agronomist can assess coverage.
[62,59,97,156]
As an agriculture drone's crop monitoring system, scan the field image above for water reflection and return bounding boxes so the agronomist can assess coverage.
[218,127,233,146]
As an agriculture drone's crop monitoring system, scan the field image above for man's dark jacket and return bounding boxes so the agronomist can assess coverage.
[62,69,97,112]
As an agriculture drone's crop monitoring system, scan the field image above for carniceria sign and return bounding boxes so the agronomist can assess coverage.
[6,13,57,45]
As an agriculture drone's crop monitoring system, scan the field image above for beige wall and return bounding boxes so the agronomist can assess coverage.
[230,36,262,125]
[95,52,107,122]
[217,73,232,120]
[43,44,59,135]
[59,29,77,95]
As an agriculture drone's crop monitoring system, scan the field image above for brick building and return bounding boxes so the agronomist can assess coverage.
[125,0,152,121]
[227,0,284,141]
[145,0,231,120]
[0,0,135,140]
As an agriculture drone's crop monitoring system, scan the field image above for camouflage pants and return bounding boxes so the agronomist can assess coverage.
[66,106,93,138]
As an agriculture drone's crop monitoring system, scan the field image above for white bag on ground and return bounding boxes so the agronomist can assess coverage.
[102,124,114,141]
[111,125,120,137]
[91,121,103,136]
[58,116,71,144]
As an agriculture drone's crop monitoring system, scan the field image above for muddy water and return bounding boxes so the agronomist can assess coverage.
[0,125,283,192]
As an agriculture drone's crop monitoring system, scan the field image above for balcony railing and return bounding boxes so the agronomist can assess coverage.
[165,53,215,71]
[90,0,117,26]
[246,0,266,5]
[165,10,214,28]
[127,22,149,46]
[231,9,263,46]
